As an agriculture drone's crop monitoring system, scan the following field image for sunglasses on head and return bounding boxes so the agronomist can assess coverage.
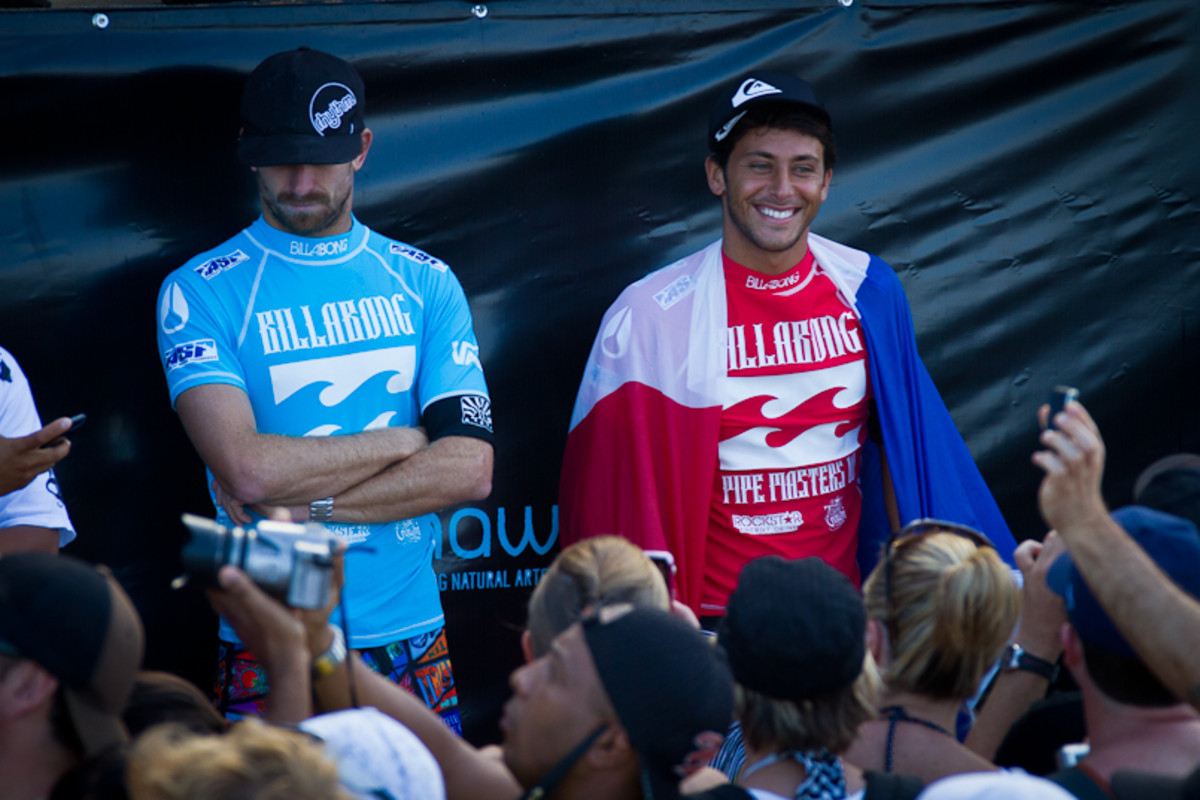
[883,518,994,645]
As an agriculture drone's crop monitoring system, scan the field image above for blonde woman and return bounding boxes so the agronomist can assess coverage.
[845,520,1020,783]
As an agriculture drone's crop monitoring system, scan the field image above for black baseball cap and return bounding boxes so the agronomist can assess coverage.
[0,553,144,756]
[719,556,865,701]
[583,606,733,800]
[238,47,366,167]
[708,71,831,152]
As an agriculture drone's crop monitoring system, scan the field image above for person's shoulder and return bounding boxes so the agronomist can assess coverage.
[167,226,259,289]
[608,241,717,313]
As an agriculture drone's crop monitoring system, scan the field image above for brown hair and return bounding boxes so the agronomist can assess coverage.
[863,532,1019,700]
[525,536,670,657]
[737,669,875,756]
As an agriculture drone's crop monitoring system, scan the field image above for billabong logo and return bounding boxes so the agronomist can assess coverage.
[460,395,493,432]
[731,78,782,108]
[452,341,483,370]
[600,306,633,359]
[164,339,217,371]
[194,250,249,280]
[309,82,357,136]
[290,238,349,257]
[160,282,189,334]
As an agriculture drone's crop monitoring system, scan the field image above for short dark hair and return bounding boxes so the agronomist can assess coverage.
[1082,638,1178,707]
[710,102,837,172]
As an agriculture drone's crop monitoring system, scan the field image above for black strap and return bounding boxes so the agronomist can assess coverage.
[879,706,952,774]
[519,724,608,800]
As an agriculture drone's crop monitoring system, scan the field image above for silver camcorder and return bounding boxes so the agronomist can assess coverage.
[177,513,336,609]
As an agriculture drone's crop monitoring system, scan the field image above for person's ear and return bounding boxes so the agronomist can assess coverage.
[520,630,536,664]
[705,156,726,198]
[351,129,373,171]
[866,617,889,666]
[0,661,59,721]
[584,724,636,771]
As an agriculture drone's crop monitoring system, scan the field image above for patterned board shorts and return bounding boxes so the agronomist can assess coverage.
[214,625,462,735]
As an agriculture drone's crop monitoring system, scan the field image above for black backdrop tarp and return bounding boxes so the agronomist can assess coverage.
[2,0,1197,743]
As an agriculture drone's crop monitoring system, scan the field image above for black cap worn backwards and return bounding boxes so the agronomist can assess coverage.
[719,556,866,701]
[0,553,144,757]
[708,71,831,152]
[238,47,366,167]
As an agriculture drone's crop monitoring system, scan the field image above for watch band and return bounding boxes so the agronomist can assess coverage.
[311,625,347,681]
[1004,643,1058,681]
[309,496,334,523]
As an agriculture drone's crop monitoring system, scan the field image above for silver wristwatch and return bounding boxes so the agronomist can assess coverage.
[309,497,334,522]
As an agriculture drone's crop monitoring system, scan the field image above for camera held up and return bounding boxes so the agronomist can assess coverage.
[174,513,337,609]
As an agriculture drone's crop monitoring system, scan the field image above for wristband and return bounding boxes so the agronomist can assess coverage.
[309,497,334,523]
[1002,643,1059,682]
[311,625,347,681]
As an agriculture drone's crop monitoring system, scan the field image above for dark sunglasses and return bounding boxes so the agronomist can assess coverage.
[882,518,994,646]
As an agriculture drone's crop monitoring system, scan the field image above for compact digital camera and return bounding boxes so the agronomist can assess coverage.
[177,513,336,610]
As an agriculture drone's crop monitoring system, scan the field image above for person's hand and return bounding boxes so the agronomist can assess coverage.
[212,478,253,526]
[206,565,308,670]
[1013,531,1069,660]
[0,417,72,495]
[1032,400,1108,536]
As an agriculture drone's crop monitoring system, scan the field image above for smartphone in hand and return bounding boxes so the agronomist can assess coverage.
[40,413,86,449]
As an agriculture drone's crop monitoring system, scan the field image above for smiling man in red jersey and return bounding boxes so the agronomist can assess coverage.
[560,72,1016,623]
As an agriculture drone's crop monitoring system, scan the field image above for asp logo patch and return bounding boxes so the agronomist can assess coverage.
[194,249,249,280]
[390,243,448,272]
[164,339,218,371]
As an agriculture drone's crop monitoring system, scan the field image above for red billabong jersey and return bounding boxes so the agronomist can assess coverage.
[702,250,872,614]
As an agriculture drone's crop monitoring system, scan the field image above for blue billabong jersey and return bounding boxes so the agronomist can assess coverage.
[156,216,491,647]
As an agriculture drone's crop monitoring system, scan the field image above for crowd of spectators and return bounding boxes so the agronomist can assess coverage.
[3,397,1200,800]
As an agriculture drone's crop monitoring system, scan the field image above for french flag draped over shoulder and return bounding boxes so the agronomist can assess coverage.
[559,237,1015,613]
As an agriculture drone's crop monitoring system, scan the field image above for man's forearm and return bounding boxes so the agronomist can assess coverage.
[177,385,427,507]
[1056,513,1200,709]
[227,426,428,507]
[326,436,493,523]
[314,656,522,800]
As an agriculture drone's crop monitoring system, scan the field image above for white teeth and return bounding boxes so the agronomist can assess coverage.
[760,207,795,220]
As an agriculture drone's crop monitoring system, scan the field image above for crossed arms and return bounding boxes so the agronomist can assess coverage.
[176,383,492,524]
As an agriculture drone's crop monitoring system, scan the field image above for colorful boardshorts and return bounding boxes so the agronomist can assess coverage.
[214,625,462,734]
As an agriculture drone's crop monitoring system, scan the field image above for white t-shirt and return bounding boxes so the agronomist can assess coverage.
[0,346,75,546]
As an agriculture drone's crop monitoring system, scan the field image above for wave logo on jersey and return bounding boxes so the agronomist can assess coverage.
[460,395,493,433]
[600,306,633,359]
[160,282,189,334]
[164,339,218,371]
[268,346,416,434]
[309,83,357,135]
[718,363,868,471]
[452,341,482,371]
[389,243,448,272]
[194,250,249,280]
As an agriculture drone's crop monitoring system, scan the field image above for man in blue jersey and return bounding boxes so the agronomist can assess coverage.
[156,48,494,730]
